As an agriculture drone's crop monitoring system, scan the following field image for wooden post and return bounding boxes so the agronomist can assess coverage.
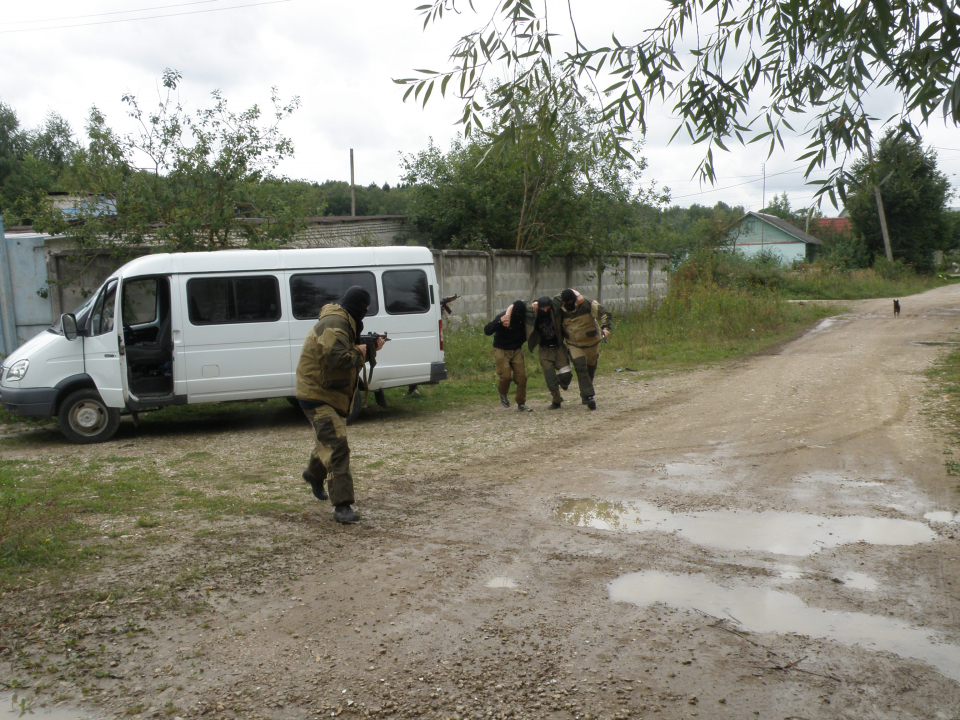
[623,253,631,311]
[350,149,356,217]
[486,251,495,319]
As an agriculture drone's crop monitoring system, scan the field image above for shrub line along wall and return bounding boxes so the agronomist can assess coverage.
[434,250,670,324]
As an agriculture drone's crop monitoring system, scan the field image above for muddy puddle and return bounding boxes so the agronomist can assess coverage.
[608,570,960,683]
[554,498,937,556]
[0,693,100,720]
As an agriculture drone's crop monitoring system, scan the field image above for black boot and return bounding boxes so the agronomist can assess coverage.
[582,396,597,410]
[333,504,360,524]
[302,470,328,501]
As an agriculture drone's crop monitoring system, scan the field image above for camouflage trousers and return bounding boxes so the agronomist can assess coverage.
[302,404,354,507]
[538,345,573,404]
[494,347,527,405]
[567,343,600,400]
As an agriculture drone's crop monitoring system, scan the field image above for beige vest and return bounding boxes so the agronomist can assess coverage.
[562,301,602,348]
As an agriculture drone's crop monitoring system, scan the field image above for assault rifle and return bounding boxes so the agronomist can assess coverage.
[440,294,460,315]
[358,332,390,368]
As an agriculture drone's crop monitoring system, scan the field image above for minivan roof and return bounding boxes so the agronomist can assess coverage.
[117,246,435,277]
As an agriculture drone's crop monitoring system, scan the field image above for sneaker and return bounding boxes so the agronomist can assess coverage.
[517,404,533,412]
[302,470,328,501]
[548,402,562,410]
[333,504,360,524]
[499,393,510,408]
[407,385,420,396]
[583,397,597,410]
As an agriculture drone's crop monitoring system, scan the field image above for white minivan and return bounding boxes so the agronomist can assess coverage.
[0,246,447,443]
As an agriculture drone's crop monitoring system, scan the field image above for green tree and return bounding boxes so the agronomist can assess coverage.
[400,1,960,202]
[314,180,413,216]
[845,130,952,270]
[0,105,77,224]
[36,70,314,251]
[402,86,666,254]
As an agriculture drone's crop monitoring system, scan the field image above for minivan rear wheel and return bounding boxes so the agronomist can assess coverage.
[58,389,121,444]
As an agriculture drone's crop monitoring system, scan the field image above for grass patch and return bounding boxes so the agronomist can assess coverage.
[927,343,960,489]
[0,450,303,589]
[781,267,950,300]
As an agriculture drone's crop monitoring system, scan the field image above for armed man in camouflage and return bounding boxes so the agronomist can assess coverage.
[295,286,384,524]
[555,288,611,410]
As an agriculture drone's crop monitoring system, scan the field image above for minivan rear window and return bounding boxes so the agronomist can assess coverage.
[382,269,430,315]
[187,276,281,325]
[290,272,379,320]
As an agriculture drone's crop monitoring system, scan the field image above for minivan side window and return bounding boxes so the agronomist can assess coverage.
[187,276,281,325]
[89,280,118,336]
[290,272,379,320]
[382,270,430,315]
[122,278,159,325]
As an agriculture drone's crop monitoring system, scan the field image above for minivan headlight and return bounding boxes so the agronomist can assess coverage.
[6,359,29,381]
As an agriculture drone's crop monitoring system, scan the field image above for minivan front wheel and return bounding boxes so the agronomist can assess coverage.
[58,389,121,444]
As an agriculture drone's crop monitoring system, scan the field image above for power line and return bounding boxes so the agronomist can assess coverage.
[669,166,806,200]
[0,1,226,26]
[0,0,292,35]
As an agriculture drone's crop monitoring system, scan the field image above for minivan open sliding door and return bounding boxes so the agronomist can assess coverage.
[83,278,129,408]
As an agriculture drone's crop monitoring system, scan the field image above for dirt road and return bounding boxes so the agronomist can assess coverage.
[5,284,960,720]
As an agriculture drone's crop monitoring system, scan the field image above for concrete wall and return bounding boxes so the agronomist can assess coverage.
[1,222,669,353]
[433,250,670,324]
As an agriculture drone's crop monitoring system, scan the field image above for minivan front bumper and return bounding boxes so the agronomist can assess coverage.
[0,385,57,417]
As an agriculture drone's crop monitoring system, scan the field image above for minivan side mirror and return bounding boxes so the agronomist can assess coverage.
[61,313,78,341]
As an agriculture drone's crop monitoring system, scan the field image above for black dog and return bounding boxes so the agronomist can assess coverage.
[893,299,901,317]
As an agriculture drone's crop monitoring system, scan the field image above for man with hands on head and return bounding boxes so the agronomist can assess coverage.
[485,300,533,412]
[504,294,572,410]
[295,286,385,524]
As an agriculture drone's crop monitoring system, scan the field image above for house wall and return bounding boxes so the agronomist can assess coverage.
[734,218,808,263]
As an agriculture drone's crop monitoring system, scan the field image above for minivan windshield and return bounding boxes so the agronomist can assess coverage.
[48,283,106,335]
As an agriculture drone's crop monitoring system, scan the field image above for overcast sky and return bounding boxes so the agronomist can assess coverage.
[2,0,958,216]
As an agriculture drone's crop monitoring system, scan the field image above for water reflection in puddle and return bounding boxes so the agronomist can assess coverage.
[925,511,960,524]
[1,693,97,719]
[609,571,960,682]
[841,572,879,591]
[555,498,936,556]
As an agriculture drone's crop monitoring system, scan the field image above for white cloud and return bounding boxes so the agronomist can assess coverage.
[0,0,956,213]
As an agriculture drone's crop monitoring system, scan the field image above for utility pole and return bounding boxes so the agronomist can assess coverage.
[760,163,766,249]
[866,135,893,262]
[350,148,356,217]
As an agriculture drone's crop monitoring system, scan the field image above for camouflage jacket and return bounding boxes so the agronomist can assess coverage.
[295,304,364,416]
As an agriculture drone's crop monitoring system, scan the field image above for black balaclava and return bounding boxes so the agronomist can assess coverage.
[510,300,526,326]
[560,288,577,311]
[339,286,371,335]
[537,295,552,314]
